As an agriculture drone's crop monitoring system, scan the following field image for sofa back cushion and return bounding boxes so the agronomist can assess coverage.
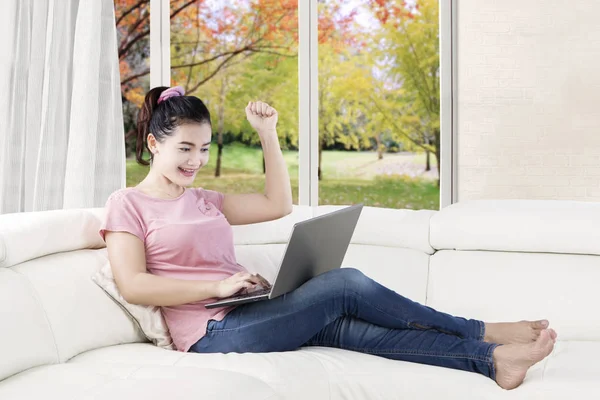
[11,249,147,362]
[428,200,600,340]
[0,268,58,381]
[317,206,435,304]
[0,208,106,269]
[427,250,600,341]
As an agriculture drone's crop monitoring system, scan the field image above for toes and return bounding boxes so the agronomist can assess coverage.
[532,319,549,329]
[537,329,553,345]
[538,330,556,349]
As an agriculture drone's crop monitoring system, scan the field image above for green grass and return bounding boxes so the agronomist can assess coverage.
[127,143,440,210]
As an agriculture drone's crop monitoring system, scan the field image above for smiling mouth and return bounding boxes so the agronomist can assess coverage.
[178,167,198,176]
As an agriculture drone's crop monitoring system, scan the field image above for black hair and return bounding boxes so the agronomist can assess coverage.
[135,86,211,166]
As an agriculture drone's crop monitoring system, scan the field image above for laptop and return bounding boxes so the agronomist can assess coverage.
[205,203,363,309]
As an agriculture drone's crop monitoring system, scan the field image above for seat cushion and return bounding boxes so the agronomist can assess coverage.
[68,343,330,400]
[301,342,600,399]
[64,341,600,399]
[0,363,279,400]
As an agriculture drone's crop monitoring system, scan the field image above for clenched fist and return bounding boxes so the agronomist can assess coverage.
[245,101,278,139]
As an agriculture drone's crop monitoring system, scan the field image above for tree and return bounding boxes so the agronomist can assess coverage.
[318,43,373,179]
[367,0,441,186]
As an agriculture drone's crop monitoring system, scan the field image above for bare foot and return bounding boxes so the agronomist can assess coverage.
[493,329,555,390]
[484,320,555,345]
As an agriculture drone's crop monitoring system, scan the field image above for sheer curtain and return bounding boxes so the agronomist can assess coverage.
[0,0,125,214]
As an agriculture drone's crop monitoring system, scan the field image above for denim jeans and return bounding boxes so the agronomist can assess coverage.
[189,268,500,380]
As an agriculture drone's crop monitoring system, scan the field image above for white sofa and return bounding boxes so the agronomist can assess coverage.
[1,199,599,399]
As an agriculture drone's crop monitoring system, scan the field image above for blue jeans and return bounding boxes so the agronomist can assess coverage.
[189,268,500,380]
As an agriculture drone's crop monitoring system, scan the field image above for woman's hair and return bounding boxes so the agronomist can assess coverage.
[135,86,211,166]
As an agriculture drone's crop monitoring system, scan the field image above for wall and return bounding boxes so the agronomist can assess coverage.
[457,0,600,201]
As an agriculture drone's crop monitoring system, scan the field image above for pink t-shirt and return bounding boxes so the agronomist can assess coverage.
[98,187,246,352]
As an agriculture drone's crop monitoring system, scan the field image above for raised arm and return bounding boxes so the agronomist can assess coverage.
[221,101,293,225]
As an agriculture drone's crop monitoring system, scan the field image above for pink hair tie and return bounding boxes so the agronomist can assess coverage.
[157,86,185,104]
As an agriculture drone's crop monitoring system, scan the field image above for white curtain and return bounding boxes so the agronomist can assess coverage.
[0,0,125,214]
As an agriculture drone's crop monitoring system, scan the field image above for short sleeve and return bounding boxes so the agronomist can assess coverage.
[99,191,146,243]
[197,188,224,211]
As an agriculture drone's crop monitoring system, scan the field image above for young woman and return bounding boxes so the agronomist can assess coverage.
[99,86,557,390]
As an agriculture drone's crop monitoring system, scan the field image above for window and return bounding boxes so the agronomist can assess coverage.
[317,0,440,210]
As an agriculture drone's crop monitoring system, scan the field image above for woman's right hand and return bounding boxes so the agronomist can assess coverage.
[214,272,265,298]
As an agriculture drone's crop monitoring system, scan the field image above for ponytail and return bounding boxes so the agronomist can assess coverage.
[136,86,168,166]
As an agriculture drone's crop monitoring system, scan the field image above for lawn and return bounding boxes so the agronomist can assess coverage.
[126,143,440,210]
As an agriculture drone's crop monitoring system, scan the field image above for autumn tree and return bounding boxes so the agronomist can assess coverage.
[367,0,441,186]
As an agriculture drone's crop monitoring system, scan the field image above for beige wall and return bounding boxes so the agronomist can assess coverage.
[457,0,600,201]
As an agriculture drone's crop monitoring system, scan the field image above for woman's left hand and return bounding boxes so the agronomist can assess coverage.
[245,101,278,139]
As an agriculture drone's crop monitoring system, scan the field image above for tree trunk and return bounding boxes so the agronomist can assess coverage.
[425,150,431,171]
[215,76,226,178]
[318,138,323,181]
[376,133,383,160]
[434,129,440,188]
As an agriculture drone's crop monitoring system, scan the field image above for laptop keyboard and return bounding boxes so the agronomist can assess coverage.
[227,287,271,301]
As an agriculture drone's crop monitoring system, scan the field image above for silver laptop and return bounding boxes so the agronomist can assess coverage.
[205,204,363,309]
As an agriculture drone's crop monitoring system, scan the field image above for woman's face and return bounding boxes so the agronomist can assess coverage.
[148,123,212,186]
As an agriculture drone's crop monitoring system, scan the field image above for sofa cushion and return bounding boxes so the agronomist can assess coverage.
[65,341,600,399]
[231,205,313,245]
[430,199,600,256]
[427,250,600,341]
[234,243,430,305]
[11,248,146,363]
[68,343,330,400]
[342,244,430,305]
[0,269,58,381]
[0,207,105,268]
[91,261,175,350]
[302,342,600,399]
[234,244,287,283]
[315,206,436,254]
[0,363,280,400]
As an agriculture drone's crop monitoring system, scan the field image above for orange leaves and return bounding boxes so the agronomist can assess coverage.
[119,60,131,77]
[114,0,150,28]
[123,86,145,107]
[367,0,415,26]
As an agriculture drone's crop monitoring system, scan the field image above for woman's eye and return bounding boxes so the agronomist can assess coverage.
[201,148,209,153]
[180,148,190,152]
